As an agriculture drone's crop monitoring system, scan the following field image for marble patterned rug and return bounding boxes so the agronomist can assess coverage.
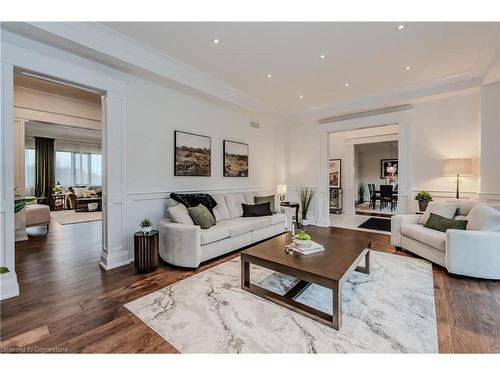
[125,251,438,353]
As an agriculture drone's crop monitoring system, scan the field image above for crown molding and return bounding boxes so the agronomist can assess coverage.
[2,22,281,118]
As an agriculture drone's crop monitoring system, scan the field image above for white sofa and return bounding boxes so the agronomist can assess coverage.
[159,191,287,268]
[391,200,500,279]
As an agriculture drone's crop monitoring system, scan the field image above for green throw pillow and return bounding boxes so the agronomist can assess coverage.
[424,212,467,233]
[188,204,216,229]
[254,195,276,213]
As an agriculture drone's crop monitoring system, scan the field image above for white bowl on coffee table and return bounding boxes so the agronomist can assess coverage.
[293,239,311,248]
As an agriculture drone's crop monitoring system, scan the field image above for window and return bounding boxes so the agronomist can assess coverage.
[25,148,35,196]
[54,151,102,187]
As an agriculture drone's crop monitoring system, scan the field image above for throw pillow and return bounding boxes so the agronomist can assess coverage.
[418,202,458,225]
[82,190,94,198]
[242,202,272,217]
[170,193,218,217]
[424,213,467,233]
[188,204,216,229]
[466,203,500,231]
[254,195,277,213]
[72,187,88,198]
[168,204,195,225]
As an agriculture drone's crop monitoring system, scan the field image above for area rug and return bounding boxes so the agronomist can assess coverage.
[358,217,391,232]
[50,210,102,225]
[125,251,437,353]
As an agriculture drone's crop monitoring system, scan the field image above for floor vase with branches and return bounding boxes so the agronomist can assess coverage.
[298,186,314,226]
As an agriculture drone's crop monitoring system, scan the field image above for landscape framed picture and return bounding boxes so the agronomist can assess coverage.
[380,159,398,178]
[223,140,249,177]
[174,130,211,176]
[329,159,341,188]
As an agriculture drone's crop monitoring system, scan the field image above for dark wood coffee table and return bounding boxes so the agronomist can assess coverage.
[241,233,371,330]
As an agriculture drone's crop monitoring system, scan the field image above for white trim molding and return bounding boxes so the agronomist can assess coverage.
[317,109,415,227]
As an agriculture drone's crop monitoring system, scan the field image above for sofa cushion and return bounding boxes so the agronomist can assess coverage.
[418,202,458,225]
[168,203,194,225]
[466,202,500,231]
[242,202,272,217]
[212,194,230,221]
[401,223,446,251]
[200,225,230,245]
[271,213,286,225]
[446,200,475,216]
[243,192,255,205]
[254,195,278,213]
[218,218,254,238]
[188,204,216,229]
[423,213,467,233]
[249,216,272,230]
[224,193,246,219]
[72,187,89,198]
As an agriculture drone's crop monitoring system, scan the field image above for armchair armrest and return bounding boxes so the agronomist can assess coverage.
[446,229,500,279]
[391,214,421,247]
[159,219,202,268]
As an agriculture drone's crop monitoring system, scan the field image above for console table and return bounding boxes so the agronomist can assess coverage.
[280,201,300,229]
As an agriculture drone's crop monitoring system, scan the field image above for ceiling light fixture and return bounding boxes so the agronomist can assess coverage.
[267,74,272,78]
[299,95,304,99]
[344,83,350,87]
[320,54,326,59]
[397,24,405,31]
[405,66,412,71]
[213,38,220,44]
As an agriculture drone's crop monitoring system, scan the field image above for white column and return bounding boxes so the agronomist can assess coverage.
[479,82,500,203]
[316,129,331,227]
[99,91,130,270]
[13,118,28,242]
[0,62,19,300]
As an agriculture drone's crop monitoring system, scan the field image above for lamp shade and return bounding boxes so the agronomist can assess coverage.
[442,158,473,176]
[277,184,287,195]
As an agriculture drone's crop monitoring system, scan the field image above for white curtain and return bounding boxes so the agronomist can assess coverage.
[25,148,36,196]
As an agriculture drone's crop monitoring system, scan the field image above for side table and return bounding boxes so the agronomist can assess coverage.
[134,230,159,273]
[280,201,300,229]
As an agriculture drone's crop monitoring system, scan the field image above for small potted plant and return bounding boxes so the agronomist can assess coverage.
[293,229,312,248]
[140,218,153,233]
[298,186,314,226]
[53,182,63,195]
[415,191,433,212]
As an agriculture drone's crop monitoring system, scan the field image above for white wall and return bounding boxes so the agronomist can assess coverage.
[411,92,480,194]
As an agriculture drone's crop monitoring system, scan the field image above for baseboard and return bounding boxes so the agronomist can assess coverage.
[99,248,133,270]
[0,272,20,301]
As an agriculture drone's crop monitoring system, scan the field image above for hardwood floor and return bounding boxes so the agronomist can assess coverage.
[1,219,499,353]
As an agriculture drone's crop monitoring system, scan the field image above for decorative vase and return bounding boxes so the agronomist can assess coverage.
[293,239,311,248]
[141,226,152,234]
[418,201,429,212]
[301,219,309,226]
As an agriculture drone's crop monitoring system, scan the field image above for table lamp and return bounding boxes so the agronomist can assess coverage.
[442,158,473,199]
[277,184,287,202]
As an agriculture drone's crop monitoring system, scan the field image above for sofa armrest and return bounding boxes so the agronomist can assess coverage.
[446,229,500,279]
[159,219,202,268]
[391,214,421,247]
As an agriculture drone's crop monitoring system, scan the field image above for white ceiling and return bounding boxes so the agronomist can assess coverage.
[100,22,499,116]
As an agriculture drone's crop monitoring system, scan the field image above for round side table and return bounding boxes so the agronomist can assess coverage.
[134,230,159,273]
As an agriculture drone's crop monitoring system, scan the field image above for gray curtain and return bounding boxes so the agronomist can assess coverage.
[34,137,55,206]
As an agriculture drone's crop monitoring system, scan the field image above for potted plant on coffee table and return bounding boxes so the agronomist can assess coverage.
[140,218,153,234]
[415,191,433,212]
[298,186,314,226]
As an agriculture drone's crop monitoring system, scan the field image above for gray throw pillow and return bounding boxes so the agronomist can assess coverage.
[188,204,216,229]
[255,195,277,214]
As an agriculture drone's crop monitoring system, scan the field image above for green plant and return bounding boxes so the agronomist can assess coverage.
[298,186,314,220]
[53,182,63,193]
[415,191,433,202]
[140,218,152,228]
[294,229,311,241]
[358,183,365,203]
[0,267,9,274]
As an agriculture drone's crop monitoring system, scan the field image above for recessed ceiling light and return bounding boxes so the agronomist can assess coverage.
[299,95,304,99]
[344,83,350,87]
[320,54,326,59]
[405,66,412,71]
[267,74,272,78]
[213,38,220,44]
[397,24,405,31]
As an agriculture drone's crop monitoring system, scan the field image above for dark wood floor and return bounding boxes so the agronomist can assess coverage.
[1,219,499,353]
